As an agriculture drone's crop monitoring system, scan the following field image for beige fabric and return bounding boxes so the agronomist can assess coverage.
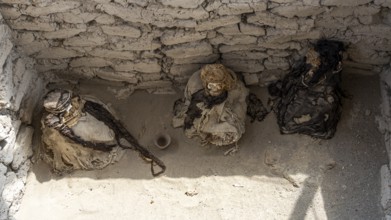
[71,113,116,143]
[61,96,84,127]
[173,69,249,146]
[41,97,124,174]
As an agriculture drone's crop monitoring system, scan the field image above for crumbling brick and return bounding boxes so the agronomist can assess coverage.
[164,41,213,59]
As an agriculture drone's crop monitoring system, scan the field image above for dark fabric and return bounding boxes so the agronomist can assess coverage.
[246,93,269,123]
[44,113,116,152]
[45,100,166,176]
[183,89,228,129]
[269,40,344,139]
[84,101,166,176]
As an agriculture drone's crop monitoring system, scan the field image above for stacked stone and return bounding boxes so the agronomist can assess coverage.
[0,0,390,91]
[0,15,42,220]
[379,67,391,219]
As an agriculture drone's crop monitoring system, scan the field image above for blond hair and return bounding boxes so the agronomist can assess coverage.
[200,64,236,91]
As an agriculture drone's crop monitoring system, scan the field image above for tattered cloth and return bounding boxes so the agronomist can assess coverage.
[173,69,249,146]
[246,93,269,123]
[41,96,122,174]
[269,40,344,139]
[41,92,165,176]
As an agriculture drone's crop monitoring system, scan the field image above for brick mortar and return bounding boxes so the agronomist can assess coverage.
[0,0,389,89]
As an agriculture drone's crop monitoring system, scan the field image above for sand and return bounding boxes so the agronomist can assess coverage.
[15,74,387,220]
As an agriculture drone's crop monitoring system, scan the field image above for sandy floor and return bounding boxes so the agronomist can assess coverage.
[15,74,387,220]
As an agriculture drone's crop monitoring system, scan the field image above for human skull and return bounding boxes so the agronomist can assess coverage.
[200,64,235,96]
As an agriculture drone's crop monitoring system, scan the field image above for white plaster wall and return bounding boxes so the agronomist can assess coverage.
[0,13,42,220]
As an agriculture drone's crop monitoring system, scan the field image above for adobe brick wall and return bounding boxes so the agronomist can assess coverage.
[0,0,390,92]
[0,13,42,220]
[1,1,391,219]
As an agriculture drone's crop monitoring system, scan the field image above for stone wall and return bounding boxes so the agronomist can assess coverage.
[0,0,390,92]
[380,67,391,168]
[0,13,42,220]
[1,1,391,218]
[380,66,391,219]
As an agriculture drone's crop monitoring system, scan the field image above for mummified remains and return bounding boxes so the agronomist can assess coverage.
[269,40,344,139]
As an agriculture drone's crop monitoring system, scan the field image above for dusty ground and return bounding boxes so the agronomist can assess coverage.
[15,74,387,220]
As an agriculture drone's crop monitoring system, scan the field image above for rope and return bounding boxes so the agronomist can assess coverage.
[44,99,166,176]
[83,101,166,176]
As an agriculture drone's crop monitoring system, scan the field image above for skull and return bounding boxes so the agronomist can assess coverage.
[200,64,235,97]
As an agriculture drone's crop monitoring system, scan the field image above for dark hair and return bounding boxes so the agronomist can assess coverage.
[309,40,344,84]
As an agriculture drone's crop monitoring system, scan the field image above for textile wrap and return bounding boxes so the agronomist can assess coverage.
[271,40,344,139]
[41,97,124,174]
[173,69,249,146]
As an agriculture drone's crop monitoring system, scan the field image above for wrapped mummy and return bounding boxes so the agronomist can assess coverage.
[173,64,249,150]
[269,39,344,139]
[41,89,165,176]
